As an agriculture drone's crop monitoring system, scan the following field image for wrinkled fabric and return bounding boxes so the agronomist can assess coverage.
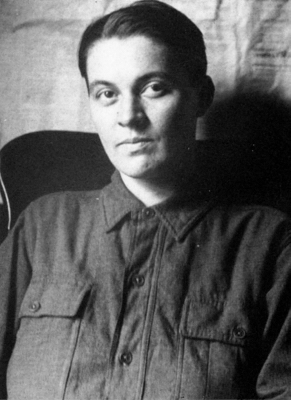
[0,172,291,400]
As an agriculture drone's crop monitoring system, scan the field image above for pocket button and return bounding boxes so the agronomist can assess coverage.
[29,301,41,312]
[233,326,246,339]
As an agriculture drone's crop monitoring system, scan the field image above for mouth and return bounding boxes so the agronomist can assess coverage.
[118,137,153,146]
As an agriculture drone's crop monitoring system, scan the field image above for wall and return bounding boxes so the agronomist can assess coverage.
[0,0,290,148]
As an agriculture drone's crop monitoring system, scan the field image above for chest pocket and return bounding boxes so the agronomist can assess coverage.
[177,298,257,400]
[7,280,92,400]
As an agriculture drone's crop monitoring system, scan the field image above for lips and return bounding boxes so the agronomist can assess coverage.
[118,137,153,146]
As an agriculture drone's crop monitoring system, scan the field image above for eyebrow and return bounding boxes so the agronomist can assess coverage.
[88,71,177,95]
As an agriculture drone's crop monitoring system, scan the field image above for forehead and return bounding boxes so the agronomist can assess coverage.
[86,36,182,85]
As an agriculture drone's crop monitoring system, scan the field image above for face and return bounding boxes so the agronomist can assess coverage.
[87,35,201,183]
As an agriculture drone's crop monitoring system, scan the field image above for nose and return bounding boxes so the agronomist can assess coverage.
[117,95,147,129]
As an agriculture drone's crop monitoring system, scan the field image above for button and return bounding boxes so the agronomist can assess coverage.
[120,351,132,366]
[142,208,155,219]
[29,301,41,312]
[233,326,246,339]
[132,274,145,287]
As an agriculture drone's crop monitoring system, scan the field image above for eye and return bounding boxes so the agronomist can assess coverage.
[142,81,169,98]
[94,89,118,106]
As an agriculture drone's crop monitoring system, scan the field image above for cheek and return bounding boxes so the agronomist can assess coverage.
[90,105,112,137]
[166,95,198,134]
[90,103,99,127]
[148,99,183,134]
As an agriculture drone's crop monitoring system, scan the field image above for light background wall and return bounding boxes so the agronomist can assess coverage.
[0,0,290,148]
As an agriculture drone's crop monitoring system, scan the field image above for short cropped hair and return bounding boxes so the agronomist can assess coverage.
[78,0,207,87]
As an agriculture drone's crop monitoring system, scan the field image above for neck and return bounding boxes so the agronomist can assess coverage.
[120,173,178,207]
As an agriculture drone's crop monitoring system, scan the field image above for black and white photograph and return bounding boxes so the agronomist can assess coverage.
[0,1,291,399]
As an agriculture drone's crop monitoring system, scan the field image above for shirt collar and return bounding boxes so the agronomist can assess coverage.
[100,170,220,241]
[101,171,143,230]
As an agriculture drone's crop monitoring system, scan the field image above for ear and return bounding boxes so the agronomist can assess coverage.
[196,75,215,117]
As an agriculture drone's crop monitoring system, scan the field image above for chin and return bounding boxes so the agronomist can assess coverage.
[114,159,152,177]
[120,169,152,180]
[121,164,172,183]
[113,154,170,180]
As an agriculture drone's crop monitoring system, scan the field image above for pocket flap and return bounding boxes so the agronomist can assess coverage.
[180,299,252,346]
[19,280,92,318]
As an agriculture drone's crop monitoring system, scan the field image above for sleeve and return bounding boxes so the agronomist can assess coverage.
[256,241,291,399]
[0,214,32,399]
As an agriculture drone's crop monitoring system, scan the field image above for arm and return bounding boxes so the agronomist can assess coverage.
[257,242,291,399]
[0,214,32,399]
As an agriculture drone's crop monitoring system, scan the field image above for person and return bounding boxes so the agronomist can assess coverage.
[0,1,291,399]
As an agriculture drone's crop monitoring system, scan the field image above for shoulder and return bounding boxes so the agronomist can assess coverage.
[22,189,104,228]
[29,189,102,210]
[212,202,291,247]
[225,203,291,224]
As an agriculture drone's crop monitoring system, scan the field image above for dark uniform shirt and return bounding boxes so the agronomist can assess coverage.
[0,172,291,399]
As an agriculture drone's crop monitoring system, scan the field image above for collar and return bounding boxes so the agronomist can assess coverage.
[100,171,220,241]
